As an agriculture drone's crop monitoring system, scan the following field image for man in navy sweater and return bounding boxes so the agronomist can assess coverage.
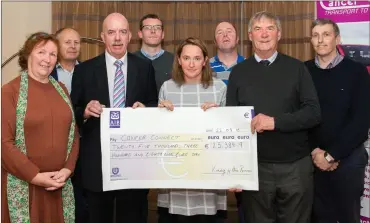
[305,18,370,223]
[227,11,321,223]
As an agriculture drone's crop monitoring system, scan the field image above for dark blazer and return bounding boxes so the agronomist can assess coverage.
[50,67,58,80]
[70,52,158,192]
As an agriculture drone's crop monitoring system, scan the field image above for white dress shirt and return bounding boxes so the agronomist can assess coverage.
[105,51,128,107]
[254,51,278,65]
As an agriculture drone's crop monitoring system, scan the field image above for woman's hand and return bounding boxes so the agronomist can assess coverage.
[45,168,72,191]
[201,102,219,111]
[158,100,174,111]
[30,171,66,190]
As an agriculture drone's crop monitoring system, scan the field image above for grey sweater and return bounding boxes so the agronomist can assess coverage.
[133,50,174,92]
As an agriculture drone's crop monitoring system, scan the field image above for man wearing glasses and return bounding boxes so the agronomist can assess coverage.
[134,14,174,92]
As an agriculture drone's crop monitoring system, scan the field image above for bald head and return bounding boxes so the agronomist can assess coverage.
[102,13,129,32]
[101,12,132,59]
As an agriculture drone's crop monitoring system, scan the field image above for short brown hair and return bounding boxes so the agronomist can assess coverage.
[139,14,163,30]
[18,32,58,71]
[311,18,340,36]
[248,11,281,32]
[172,37,212,88]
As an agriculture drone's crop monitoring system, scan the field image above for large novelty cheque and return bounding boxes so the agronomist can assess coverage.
[100,107,258,191]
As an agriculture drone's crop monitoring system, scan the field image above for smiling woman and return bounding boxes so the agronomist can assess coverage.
[157,37,228,223]
[1,31,80,223]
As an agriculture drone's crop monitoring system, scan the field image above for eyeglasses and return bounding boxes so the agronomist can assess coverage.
[141,25,163,31]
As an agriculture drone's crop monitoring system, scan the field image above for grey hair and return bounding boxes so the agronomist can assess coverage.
[311,18,340,36]
[247,11,282,32]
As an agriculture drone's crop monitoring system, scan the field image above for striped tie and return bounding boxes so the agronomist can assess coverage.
[113,60,125,108]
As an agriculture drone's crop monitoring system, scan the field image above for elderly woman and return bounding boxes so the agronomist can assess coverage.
[1,32,79,223]
[157,37,227,223]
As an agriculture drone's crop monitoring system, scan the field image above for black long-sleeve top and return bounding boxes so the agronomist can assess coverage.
[305,57,370,160]
[226,53,321,163]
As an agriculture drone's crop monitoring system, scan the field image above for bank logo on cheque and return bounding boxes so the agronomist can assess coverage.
[111,167,120,176]
[110,111,120,128]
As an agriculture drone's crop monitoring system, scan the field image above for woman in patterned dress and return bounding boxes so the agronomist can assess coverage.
[1,32,79,223]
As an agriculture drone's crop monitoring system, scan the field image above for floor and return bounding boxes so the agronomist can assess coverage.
[147,190,239,223]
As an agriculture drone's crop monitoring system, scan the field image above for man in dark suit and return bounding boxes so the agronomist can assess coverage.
[70,12,158,223]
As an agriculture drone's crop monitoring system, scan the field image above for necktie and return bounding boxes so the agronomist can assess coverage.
[113,60,125,108]
[259,60,271,67]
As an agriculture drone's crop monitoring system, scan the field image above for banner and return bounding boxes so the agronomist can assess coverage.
[316,0,370,73]
[316,1,370,221]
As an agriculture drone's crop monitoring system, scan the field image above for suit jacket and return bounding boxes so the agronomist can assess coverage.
[70,52,158,192]
[50,67,58,80]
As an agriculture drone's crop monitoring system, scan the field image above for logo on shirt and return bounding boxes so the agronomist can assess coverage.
[110,111,120,128]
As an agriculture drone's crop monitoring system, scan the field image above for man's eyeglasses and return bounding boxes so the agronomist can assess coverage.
[141,25,163,31]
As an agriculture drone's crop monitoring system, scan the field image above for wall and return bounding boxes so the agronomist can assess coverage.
[1,2,52,85]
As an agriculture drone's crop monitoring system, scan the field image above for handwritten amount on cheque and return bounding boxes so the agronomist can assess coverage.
[110,134,250,159]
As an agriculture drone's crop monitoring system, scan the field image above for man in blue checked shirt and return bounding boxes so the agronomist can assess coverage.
[210,21,245,85]
[210,21,246,223]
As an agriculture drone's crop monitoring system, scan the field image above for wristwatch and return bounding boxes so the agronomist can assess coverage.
[324,151,335,163]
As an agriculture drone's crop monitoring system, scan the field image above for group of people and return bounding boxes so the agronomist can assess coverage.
[1,10,369,223]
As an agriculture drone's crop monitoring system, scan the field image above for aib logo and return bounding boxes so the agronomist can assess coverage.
[110,111,120,128]
[112,167,119,175]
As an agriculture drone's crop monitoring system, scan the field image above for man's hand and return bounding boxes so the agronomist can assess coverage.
[229,188,243,192]
[201,102,219,111]
[132,101,145,109]
[311,148,339,171]
[83,100,105,119]
[251,113,274,134]
[30,172,66,190]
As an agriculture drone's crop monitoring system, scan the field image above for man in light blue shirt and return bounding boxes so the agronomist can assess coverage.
[51,27,81,94]
[51,27,87,223]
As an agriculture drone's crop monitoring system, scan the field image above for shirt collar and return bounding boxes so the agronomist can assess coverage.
[141,48,164,60]
[315,51,344,69]
[254,51,278,64]
[214,53,244,69]
[56,60,79,72]
[105,50,127,66]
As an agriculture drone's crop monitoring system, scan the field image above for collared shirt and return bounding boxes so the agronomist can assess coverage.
[140,48,165,60]
[56,61,79,94]
[210,54,245,84]
[315,52,344,69]
[254,51,278,64]
[105,51,128,107]
[157,78,227,216]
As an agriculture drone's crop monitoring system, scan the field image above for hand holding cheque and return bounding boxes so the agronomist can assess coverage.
[100,105,259,192]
